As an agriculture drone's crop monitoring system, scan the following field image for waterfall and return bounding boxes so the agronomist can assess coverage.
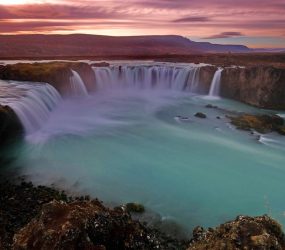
[0,80,61,134]
[70,70,88,96]
[209,68,223,97]
[92,65,202,92]
[1,63,224,136]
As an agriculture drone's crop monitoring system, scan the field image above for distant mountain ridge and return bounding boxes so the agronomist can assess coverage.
[0,34,251,58]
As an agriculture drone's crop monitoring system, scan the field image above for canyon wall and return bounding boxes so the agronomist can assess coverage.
[1,62,285,110]
[0,62,96,95]
[221,66,285,109]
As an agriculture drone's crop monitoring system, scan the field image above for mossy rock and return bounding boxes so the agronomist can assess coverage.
[277,126,285,135]
[228,114,285,135]
[125,202,145,213]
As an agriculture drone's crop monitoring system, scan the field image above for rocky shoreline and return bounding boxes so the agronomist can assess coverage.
[0,178,285,250]
[0,178,189,250]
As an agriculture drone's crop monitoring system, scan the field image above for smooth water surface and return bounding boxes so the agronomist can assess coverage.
[8,86,285,232]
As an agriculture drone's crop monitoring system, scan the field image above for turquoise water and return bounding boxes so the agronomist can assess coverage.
[9,88,285,233]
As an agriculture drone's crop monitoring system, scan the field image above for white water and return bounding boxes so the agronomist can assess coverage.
[209,68,223,97]
[93,65,201,92]
[0,80,61,134]
[70,70,89,96]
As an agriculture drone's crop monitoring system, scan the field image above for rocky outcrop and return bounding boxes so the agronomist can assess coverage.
[0,180,187,250]
[0,62,96,96]
[228,114,285,135]
[0,181,69,249]
[1,180,285,250]
[0,105,23,151]
[221,66,285,110]
[12,200,187,250]
[188,215,285,250]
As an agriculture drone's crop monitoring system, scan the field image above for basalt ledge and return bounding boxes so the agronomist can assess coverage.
[220,66,285,110]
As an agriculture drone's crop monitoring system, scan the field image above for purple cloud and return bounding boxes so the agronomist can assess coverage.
[204,32,244,39]
[173,16,210,22]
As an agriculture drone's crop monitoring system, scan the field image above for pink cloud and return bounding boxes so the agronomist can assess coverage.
[0,0,284,47]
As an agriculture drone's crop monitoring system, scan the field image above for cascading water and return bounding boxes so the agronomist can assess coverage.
[69,70,88,96]
[93,65,201,92]
[208,68,223,97]
[2,62,285,234]
[0,80,61,134]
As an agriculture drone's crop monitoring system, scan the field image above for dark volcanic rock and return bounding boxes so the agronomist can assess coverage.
[1,180,285,250]
[0,181,188,250]
[194,112,207,119]
[188,215,285,250]
[221,66,285,110]
[0,105,23,150]
[205,104,218,109]
[228,113,285,135]
[0,181,69,249]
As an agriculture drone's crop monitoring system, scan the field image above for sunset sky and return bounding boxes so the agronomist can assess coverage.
[0,0,285,48]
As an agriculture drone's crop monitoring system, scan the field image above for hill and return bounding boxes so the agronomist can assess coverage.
[0,34,251,59]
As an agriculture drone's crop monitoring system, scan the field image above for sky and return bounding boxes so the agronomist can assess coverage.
[0,0,285,48]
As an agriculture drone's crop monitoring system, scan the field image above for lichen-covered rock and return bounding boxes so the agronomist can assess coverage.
[12,200,187,250]
[0,181,69,249]
[228,114,285,135]
[221,66,285,110]
[188,215,285,250]
[124,203,145,213]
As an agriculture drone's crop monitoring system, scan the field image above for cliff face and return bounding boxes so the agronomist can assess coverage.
[196,65,217,94]
[0,62,96,96]
[221,66,285,110]
[1,62,285,110]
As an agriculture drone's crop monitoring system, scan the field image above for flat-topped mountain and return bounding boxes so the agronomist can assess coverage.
[0,34,251,59]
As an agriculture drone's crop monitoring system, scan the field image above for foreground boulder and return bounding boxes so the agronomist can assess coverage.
[12,200,187,250]
[0,181,69,249]
[221,66,285,110]
[188,215,285,250]
[228,114,285,135]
